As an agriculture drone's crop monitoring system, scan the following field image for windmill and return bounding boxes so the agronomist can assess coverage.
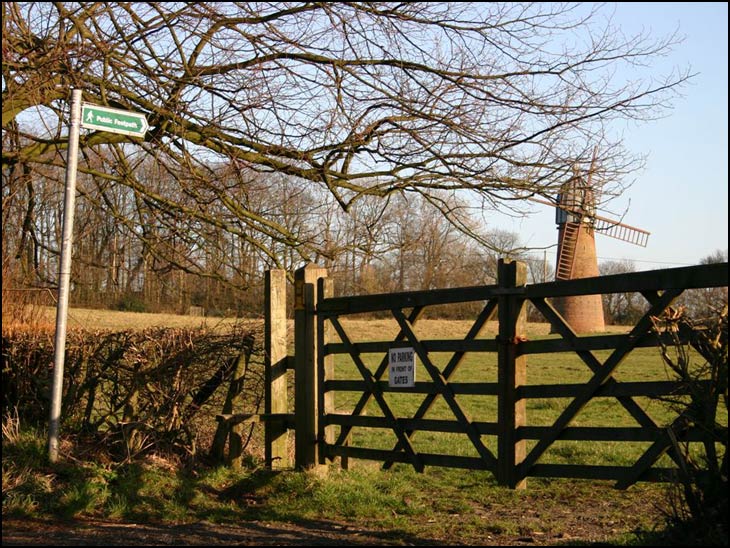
[529,149,650,333]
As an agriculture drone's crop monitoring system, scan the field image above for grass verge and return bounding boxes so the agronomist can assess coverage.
[3,420,676,546]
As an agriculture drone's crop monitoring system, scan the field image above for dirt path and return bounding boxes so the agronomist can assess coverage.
[2,517,424,546]
[2,517,522,546]
[2,505,658,547]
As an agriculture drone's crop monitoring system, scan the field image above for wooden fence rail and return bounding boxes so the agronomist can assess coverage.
[240,260,728,489]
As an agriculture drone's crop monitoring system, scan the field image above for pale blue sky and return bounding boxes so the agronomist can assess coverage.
[503,2,728,270]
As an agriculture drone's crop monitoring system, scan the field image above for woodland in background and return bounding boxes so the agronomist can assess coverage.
[1,2,724,322]
[2,173,726,322]
[3,159,553,318]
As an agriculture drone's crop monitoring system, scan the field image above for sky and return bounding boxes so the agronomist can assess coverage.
[497,2,729,271]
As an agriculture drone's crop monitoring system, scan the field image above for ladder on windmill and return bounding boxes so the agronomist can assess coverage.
[556,221,581,280]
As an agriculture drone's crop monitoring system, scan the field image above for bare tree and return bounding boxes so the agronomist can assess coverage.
[679,250,729,319]
[3,2,690,288]
[651,304,728,544]
[600,259,647,325]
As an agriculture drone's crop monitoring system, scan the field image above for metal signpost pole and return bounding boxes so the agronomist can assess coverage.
[48,88,82,463]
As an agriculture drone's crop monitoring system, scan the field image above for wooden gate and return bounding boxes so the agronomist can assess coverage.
[255,260,727,489]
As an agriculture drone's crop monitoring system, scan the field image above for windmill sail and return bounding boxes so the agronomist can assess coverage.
[527,196,650,247]
[591,214,650,247]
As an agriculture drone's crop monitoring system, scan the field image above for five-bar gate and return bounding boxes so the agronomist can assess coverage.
[257,260,727,489]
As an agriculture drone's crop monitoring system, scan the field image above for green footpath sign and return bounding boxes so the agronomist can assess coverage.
[81,104,148,137]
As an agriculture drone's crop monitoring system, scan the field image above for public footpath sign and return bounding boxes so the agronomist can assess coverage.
[389,347,416,388]
[50,92,149,463]
[81,103,148,137]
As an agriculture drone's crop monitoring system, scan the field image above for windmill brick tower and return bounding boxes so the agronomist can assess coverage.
[533,151,651,333]
[551,174,606,333]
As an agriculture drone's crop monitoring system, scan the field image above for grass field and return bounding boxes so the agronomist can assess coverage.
[37,305,251,331]
[4,305,719,545]
[318,316,679,474]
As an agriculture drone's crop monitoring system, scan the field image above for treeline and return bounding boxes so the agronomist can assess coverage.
[3,154,551,318]
[3,153,725,322]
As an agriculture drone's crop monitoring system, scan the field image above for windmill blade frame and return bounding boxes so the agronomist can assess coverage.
[526,196,650,247]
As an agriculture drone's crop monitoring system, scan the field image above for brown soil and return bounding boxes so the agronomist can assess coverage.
[0,517,628,546]
[2,487,666,547]
[3,517,427,546]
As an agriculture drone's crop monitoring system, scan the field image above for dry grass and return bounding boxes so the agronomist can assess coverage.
[29,306,631,339]
[33,306,256,332]
[1,291,57,334]
[333,317,629,343]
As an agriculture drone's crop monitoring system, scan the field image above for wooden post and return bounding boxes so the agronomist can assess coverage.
[265,270,289,469]
[211,350,249,464]
[497,259,527,489]
[294,264,328,469]
[228,423,243,469]
[318,277,335,464]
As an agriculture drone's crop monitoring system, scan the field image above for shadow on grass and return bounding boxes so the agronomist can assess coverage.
[2,454,681,547]
[1,515,473,546]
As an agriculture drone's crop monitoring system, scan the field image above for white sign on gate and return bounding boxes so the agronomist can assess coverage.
[389,347,416,388]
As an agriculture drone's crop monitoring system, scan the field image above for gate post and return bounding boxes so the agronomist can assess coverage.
[294,264,328,469]
[265,269,289,469]
[497,259,527,489]
[318,277,335,463]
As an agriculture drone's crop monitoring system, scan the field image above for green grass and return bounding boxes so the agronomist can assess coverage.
[326,323,684,470]
[2,422,670,545]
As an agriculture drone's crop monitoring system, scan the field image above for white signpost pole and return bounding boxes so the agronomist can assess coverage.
[47,95,148,462]
[48,89,82,463]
